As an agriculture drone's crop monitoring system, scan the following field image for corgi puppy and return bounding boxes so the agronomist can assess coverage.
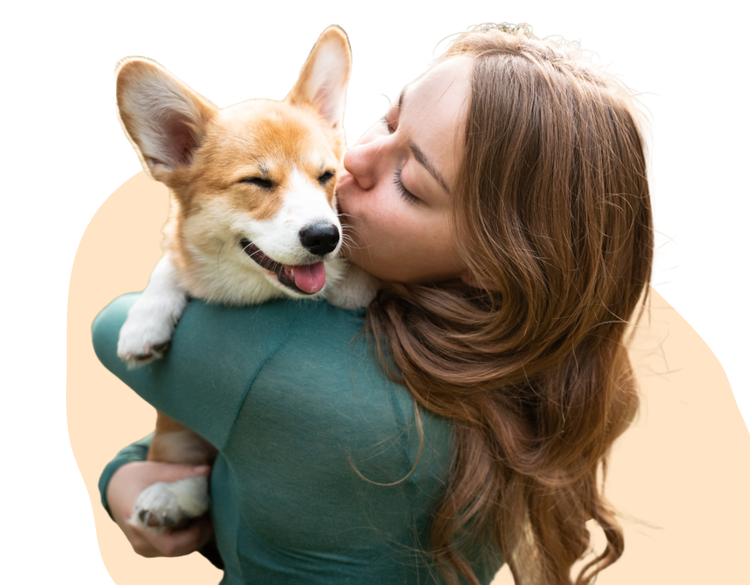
[114,25,376,531]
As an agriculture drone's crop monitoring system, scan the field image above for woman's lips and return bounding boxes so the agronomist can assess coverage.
[335,171,353,191]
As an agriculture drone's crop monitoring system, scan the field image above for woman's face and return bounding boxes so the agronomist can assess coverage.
[336,56,473,284]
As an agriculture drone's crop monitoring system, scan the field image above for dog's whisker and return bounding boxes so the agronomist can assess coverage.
[339,238,354,254]
[339,233,370,252]
[340,230,359,245]
[340,225,379,260]
[336,211,360,220]
[240,242,264,261]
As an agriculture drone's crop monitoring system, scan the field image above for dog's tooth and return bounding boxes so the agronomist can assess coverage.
[291,268,295,281]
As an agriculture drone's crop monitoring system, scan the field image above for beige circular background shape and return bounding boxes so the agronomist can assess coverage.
[68,172,750,585]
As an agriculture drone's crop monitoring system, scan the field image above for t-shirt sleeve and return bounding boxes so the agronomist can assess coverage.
[92,293,306,450]
[98,433,152,519]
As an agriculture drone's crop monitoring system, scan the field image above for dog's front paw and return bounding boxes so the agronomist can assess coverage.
[129,476,209,532]
[117,299,185,368]
[117,317,173,368]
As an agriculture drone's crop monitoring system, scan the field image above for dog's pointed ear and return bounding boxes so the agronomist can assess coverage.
[116,58,217,183]
[286,26,352,131]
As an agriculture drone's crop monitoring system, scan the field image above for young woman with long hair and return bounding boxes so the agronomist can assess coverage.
[94,23,653,585]
[360,24,652,584]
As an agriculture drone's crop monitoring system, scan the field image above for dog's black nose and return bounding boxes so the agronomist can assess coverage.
[299,223,340,256]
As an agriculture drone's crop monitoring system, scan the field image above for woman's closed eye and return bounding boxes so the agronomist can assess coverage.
[394,169,419,204]
[378,112,419,203]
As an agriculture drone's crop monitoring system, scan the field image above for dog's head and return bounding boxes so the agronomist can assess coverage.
[115,26,351,300]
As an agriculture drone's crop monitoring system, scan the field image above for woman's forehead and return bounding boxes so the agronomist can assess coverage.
[399,55,472,95]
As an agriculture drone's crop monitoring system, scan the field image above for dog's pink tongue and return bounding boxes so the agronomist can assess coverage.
[291,262,326,294]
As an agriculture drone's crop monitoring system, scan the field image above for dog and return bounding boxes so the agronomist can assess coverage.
[114,25,376,531]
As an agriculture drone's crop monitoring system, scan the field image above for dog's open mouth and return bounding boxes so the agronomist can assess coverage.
[240,238,326,295]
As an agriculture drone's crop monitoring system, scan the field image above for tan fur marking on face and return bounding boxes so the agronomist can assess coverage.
[170,100,344,227]
[146,87,347,287]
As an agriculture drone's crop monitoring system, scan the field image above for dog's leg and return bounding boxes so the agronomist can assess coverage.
[132,416,217,531]
[117,254,188,368]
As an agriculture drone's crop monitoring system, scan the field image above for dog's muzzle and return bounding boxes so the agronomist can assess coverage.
[240,238,328,295]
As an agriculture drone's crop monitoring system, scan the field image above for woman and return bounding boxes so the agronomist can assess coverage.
[94,23,653,585]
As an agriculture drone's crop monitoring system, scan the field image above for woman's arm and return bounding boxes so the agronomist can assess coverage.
[93,293,307,566]
[92,293,303,449]
[100,435,215,559]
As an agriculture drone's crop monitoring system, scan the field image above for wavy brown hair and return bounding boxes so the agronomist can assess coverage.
[366,23,653,585]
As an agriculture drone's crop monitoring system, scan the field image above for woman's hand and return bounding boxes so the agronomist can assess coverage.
[107,461,214,557]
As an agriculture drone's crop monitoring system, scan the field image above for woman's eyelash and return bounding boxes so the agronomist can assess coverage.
[394,169,419,204]
[383,114,416,204]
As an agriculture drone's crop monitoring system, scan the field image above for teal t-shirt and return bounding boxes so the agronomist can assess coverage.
[93,294,503,584]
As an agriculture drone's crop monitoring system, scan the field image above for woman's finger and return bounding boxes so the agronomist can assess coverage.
[126,514,213,558]
[150,515,214,557]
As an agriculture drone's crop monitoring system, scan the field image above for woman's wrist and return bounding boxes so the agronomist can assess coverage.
[99,434,153,518]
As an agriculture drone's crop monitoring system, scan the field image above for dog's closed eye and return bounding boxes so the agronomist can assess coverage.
[318,170,335,185]
[239,177,274,190]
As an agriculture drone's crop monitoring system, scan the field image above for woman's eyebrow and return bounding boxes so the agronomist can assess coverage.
[398,87,450,194]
